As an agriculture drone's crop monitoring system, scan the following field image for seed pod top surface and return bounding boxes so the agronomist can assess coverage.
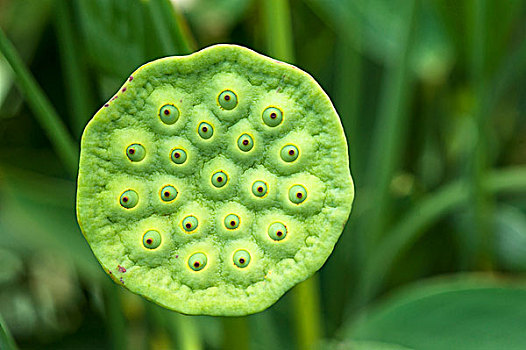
[76,44,354,316]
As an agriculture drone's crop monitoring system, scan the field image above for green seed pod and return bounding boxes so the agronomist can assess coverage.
[170,148,187,164]
[224,214,240,229]
[268,222,287,241]
[233,250,251,268]
[182,215,198,232]
[159,104,179,124]
[119,190,138,209]
[160,185,177,202]
[251,181,268,197]
[262,107,283,127]
[198,122,214,139]
[237,134,254,152]
[188,252,207,271]
[126,144,146,162]
[211,171,228,188]
[77,44,354,317]
[143,230,161,249]
[280,145,299,162]
[218,90,238,110]
[288,184,307,204]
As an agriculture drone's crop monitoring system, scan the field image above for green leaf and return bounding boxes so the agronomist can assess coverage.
[345,276,526,350]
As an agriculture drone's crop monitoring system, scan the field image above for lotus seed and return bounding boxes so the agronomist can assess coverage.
[218,90,238,110]
[211,171,228,188]
[188,252,207,271]
[119,190,138,209]
[160,185,177,202]
[262,107,283,127]
[268,222,287,241]
[289,184,307,204]
[159,104,179,125]
[280,145,299,162]
[198,122,214,139]
[182,216,198,232]
[233,250,251,268]
[170,148,187,164]
[224,214,240,229]
[143,230,161,249]
[126,144,146,162]
[251,180,268,197]
[237,134,254,152]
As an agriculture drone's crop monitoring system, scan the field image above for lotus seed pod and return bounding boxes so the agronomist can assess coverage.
[76,44,354,316]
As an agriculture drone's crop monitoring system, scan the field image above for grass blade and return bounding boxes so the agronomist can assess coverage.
[358,166,526,304]
[466,0,494,270]
[147,0,196,56]
[156,0,196,54]
[54,0,95,138]
[0,27,78,177]
[0,313,18,350]
[362,0,418,250]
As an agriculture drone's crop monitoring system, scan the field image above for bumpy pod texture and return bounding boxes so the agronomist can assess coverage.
[76,44,354,316]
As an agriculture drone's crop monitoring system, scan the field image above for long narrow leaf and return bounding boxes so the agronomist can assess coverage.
[54,0,95,138]
[358,166,526,304]
[0,313,18,350]
[0,27,78,176]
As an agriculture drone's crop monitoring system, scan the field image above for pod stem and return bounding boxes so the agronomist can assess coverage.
[153,307,202,350]
[222,317,250,349]
[292,275,323,349]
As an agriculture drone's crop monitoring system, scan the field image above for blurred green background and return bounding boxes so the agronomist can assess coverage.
[1,0,526,349]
